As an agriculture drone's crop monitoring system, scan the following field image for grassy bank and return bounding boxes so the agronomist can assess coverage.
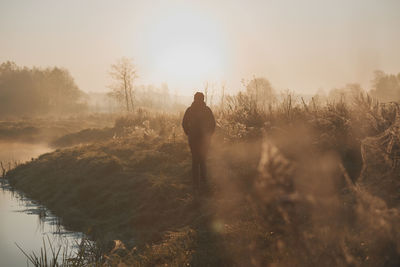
[6,94,400,266]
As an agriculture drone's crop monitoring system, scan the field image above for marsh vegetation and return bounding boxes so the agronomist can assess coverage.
[2,60,400,266]
[3,82,400,266]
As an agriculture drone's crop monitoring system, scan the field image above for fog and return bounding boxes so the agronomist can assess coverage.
[1,0,400,94]
[1,1,400,266]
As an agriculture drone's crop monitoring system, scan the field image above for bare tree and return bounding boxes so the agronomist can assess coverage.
[109,58,137,112]
[246,77,275,110]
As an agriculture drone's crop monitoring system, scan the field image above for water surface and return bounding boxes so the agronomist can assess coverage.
[0,142,83,266]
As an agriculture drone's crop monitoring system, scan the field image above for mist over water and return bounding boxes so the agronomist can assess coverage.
[0,142,51,163]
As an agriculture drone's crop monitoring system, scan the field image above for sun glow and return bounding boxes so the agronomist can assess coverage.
[143,9,228,92]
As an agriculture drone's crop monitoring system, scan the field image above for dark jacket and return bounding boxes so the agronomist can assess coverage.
[182,101,216,139]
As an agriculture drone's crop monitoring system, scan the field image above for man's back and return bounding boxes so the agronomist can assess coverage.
[182,92,215,195]
[182,100,215,139]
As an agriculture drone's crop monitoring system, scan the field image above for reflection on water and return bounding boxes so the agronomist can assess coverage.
[0,181,84,266]
[0,142,83,266]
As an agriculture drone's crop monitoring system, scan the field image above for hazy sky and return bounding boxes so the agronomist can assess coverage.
[1,0,400,95]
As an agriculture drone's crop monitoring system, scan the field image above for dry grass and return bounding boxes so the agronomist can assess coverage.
[6,92,400,266]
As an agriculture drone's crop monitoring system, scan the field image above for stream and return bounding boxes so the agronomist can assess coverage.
[0,142,84,266]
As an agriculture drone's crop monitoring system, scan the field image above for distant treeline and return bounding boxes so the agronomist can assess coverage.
[326,71,400,104]
[1,60,399,117]
[0,61,86,117]
[370,71,400,102]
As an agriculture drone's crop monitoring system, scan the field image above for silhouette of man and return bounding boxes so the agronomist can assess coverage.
[182,92,216,195]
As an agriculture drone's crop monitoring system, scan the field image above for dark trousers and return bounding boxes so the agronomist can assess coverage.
[189,136,210,193]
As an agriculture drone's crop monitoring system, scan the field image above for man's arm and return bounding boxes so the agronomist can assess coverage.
[182,108,190,135]
[207,107,216,134]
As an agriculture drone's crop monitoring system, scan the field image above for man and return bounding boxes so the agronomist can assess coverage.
[182,92,216,195]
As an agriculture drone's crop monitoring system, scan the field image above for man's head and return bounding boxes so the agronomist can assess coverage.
[194,92,205,102]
